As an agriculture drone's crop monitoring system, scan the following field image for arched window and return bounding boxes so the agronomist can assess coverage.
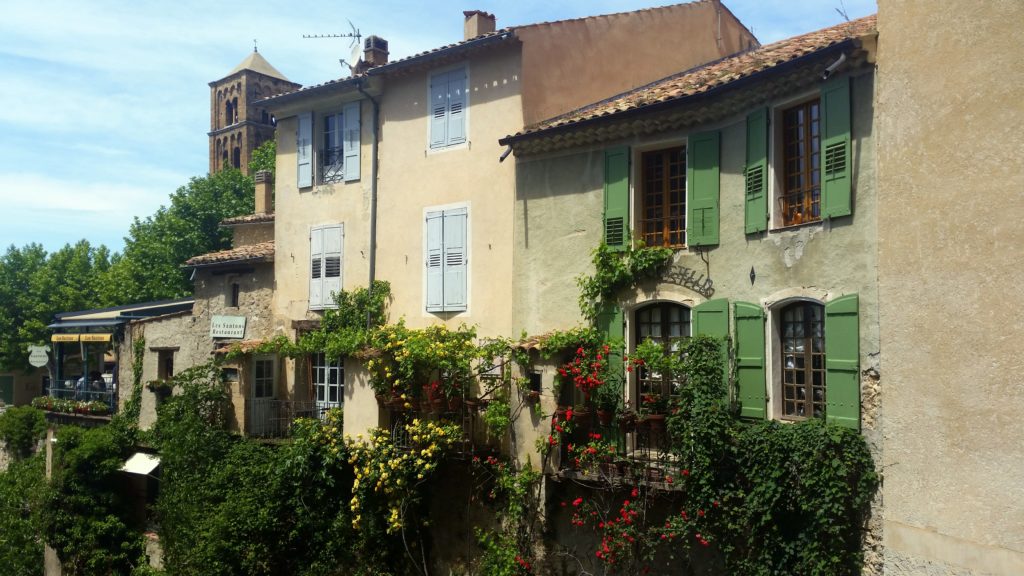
[779,301,825,418]
[634,302,690,399]
[232,97,239,123]
[232,147,241,169]
[225,101,233,126]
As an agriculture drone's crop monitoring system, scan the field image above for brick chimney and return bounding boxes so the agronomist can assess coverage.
[254,170,273,214]
[463,11,496,40]
[355,35,389,75]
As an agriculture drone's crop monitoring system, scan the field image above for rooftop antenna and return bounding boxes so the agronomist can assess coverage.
[304,19,361,74]
[253,38,258,52]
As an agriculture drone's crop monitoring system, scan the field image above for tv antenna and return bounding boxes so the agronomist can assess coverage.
[304,19,362,73]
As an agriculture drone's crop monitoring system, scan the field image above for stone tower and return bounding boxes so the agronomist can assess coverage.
[208,49,301,174]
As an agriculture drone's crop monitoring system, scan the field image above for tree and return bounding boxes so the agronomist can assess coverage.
[249,139,276,177]
[99,169,254,304]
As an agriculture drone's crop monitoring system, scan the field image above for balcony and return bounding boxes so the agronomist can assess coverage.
[383,399,493,458]
[320,147,344,184]
[246,399,337,439]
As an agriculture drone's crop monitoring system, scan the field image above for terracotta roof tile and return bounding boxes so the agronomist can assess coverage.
[221,212,275,226]
[505,14,876,141]
[185,241,274,267]
[214,339,268,355]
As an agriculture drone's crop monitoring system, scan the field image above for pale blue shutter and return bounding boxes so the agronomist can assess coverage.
[442,208,468,310]
[309,227,323,308]
[446,69,467,146]
[342,101,361,182]
[429,72,448,149]
[425,211,444,311]
[323,224,343,307]
[297,112,313,188]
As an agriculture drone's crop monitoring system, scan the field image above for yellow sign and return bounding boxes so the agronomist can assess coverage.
[51,334,80,343]
[80,334,112,343]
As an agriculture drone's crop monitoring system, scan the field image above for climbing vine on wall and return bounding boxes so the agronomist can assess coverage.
[576,242,673,320]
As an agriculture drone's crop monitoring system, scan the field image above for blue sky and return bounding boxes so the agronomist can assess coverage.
[0,0,876,254]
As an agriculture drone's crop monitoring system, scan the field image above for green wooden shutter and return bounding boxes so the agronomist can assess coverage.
[744,109,769,234]
[733,302,766,418]
[692,298,729,393]
[686,131,720,246]
[596,304,624,379]
[825,293,859,430]
[603,147,630,251]
[821,76,852,218]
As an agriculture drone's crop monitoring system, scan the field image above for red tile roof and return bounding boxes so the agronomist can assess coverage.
[185,241,274,267]
[221,212,275,226]
[503,14,876,143]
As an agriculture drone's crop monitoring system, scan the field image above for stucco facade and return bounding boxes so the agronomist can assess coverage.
[875,1,1024,574]
[263,2,759,439]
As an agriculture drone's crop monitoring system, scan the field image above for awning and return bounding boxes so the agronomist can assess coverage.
[121,452,160,476]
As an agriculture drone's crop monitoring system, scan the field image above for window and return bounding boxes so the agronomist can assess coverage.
[424,207,467,312]
[755,76,852,231]
[253,357,274,399]
[157,350,175,380]
[779,99,822,226]
[296,102,360,188]
[310,224,343,310]
[429,67,467,149]
[640,147,687,248]
[634,302,691,399]
[779,301,825,418]
[229,282,240,308]
[312,353,343,416]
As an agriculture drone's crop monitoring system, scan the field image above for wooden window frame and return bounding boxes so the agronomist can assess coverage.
[779,301,826,419]
[778,98,822,227]
[639,147,687,248]
[634,302,691,400]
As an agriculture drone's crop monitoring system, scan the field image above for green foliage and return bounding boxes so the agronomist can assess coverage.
[30,397,110,416]
[122,337,146,424]
[0,241,111,372]
[0,454,45,575]
[41,423,145,574]
[473,457,540,575]
[101,169,255,304]
[0,406,46,459]
[249,139,277,176]
[576,242,673,320]
[366,321,478,399]
[299,280,391,359]
[482,398,511,436]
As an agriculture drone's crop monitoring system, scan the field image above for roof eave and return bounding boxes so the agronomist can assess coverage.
[500,39,858,148]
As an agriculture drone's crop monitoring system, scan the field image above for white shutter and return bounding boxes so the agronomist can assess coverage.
[297,112,313,188]
[309,227,324,308]
[342,101,361,182]
[425,211,444,311]
[429,72,448,149]
[446,69,467,145]
[323,224,343,307]
[442,208,468,311]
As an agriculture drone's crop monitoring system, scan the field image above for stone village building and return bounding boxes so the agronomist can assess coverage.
[58,2,1020,574]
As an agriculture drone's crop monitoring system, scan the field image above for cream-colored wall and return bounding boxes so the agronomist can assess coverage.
[517,0,756,126]
[876,2,1024,574]
[271,94,374,422]
[512,71,880,488]
[373,48,521,337]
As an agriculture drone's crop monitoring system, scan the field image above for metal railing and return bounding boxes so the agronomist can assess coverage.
[320,147,344,183]
[247,399,337,438]
[47,381,118,414]
[556,413,682,486]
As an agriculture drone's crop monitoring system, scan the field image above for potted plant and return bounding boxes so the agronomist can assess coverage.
[594,376,623,426]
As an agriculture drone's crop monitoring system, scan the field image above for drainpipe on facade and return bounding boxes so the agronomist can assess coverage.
[357,80,381,330]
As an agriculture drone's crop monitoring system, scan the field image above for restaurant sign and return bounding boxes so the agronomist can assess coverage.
[211,315,246,339]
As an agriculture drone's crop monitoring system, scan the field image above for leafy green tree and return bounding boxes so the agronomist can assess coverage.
[100,169,254,304]
[249,139,276,177]
[0,454,45,575]
[0,406,47,460]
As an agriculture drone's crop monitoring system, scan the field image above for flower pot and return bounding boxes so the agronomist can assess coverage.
[596,409,614,427]
[526,390,541,403]
[640,413,666,435]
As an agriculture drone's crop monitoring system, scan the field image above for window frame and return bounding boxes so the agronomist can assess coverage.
[320,111,346,184]
[632,301,691,401]
[252,355,275,400]
[423,203,469,314]
[311,352,344,415]
[427,65,469,152]
[309,224,344,311]
[638,145,688,249]
[777,300,826,420]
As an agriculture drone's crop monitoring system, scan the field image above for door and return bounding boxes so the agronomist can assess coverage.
[250,356,276,436]
[0,375,13,405]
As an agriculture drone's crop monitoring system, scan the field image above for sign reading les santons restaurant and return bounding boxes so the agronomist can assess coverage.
[210,315,246,339]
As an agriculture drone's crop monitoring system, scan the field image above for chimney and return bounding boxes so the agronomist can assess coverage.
[463,11,496,40]
[254,170,273,214]
[355,36,388,74]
